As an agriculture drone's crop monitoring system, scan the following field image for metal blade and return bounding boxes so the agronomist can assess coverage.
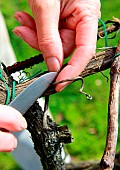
[9,72,57,115]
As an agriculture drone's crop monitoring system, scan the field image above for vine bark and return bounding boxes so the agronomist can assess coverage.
[0,18,120,170]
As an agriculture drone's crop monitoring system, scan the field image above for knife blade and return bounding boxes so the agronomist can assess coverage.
[9,72,57,115]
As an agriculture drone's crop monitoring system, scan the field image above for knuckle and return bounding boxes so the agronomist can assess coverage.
[38,36,59,53]
[29,0,54,13]
[70,1,101,25]
[76,0,101,20]
[87,0,101,18]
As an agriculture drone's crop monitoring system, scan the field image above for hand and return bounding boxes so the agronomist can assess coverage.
[13,0,101,92]
[0,105,27,152]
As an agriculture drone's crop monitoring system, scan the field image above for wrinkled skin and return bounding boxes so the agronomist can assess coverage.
[0,0,101,153]
[13,0,101,92]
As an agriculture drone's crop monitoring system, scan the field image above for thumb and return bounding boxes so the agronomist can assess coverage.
[28,0,63,72]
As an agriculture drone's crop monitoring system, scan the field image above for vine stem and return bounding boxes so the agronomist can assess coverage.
[0,47,117,105]
[100,39,120,170]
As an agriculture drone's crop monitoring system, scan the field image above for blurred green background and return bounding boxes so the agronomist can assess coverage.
[0,0,120,169]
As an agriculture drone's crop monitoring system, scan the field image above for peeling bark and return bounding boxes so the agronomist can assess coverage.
[0,18,120,170]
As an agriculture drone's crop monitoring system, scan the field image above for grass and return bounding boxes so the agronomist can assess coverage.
[0,0,120,169]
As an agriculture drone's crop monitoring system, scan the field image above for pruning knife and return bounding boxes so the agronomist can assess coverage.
[9,72,57,115]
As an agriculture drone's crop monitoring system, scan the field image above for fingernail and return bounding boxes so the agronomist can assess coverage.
[14,14,22,24]
[46,57,60,72]
[12,29,23,39]
[58,85,67,92]
[10,136,17,152]
[59,86,65,92]
[13,137,17,150]
[20,116,27,130]
[56,83,68,92]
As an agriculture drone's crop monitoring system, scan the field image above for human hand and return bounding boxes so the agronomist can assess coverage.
[0,105,27,152]
[13,0,101,92]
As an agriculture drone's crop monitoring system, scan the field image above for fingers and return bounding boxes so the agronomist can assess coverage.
[28,0,63,72]
[0,105,27,131]
[13,0,100,92]
[60,29,75,58]
[13,26,39,50]
[13,27,75,58]
[13,12,76,58]
[0,105,27,152]
[14,11,36,30]
[56,8,100,92]
[0,131,17,152]
[13,11,39,50]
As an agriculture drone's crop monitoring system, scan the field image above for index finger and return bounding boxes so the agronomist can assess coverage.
[55,15,99,92]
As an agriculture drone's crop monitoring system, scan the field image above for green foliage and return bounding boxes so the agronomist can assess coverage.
[0,0,120,169]
[0,153,21,170]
